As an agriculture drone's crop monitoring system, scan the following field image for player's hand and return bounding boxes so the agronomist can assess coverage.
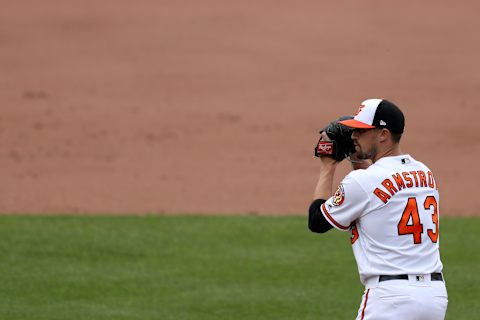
[317,132,340,169]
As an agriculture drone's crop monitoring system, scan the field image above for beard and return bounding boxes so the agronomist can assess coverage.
[355,145,377,160]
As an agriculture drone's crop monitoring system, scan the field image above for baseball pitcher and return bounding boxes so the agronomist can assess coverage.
[309,99,448,319]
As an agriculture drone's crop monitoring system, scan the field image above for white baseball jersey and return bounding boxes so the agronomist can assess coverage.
[320,154,443,284]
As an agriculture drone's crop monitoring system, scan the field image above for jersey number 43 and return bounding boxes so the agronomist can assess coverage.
[397,196,439,244]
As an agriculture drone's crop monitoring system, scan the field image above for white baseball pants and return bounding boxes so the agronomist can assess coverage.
[355,275,448,320]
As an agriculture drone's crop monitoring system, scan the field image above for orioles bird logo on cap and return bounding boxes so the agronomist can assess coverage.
[354,104,366,116]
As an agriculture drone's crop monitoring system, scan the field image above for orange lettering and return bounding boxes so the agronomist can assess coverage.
[402,172,413,188]
[374,188,391,204]
[392,173,406,191]
[382,179,398,196]
[398,197,424,244]
[409,171,419,187]
[418,171,427,187]
[427,171,435,189]
[425,196,439,243]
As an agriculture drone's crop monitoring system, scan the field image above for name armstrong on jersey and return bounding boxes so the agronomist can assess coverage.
[374,170,438,204]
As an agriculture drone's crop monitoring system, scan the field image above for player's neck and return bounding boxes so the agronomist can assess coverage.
[372,144,402,163]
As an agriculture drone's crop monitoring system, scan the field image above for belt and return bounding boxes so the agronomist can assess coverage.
[379,273,443,282]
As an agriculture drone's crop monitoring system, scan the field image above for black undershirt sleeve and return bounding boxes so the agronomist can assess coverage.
[308,199,334,233]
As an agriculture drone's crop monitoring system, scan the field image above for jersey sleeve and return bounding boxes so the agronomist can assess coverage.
[320,173,369,231]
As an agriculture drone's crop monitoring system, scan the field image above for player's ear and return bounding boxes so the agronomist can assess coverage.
[378,128,390,143]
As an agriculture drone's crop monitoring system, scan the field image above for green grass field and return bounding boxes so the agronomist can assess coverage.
[0,216,478,320]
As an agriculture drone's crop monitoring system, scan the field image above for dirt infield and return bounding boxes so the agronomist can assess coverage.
[1,1,478,215]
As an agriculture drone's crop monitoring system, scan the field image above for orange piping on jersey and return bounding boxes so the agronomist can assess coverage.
[321,203,350,230]
[381,178,398,196]
[361,289,370,320]
[418,171,427,187]
[374,188,391,204]
[392,173,406,191]
[402,172,414,188]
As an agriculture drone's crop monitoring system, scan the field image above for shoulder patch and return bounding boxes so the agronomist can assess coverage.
[332,184,345,206]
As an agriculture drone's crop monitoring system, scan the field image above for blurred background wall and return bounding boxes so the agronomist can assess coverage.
[0,0,478,215]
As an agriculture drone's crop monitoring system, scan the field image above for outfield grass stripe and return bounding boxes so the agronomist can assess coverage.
[0,216,477,319]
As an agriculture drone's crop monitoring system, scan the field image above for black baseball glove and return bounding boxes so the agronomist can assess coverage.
[314,116,355,161]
